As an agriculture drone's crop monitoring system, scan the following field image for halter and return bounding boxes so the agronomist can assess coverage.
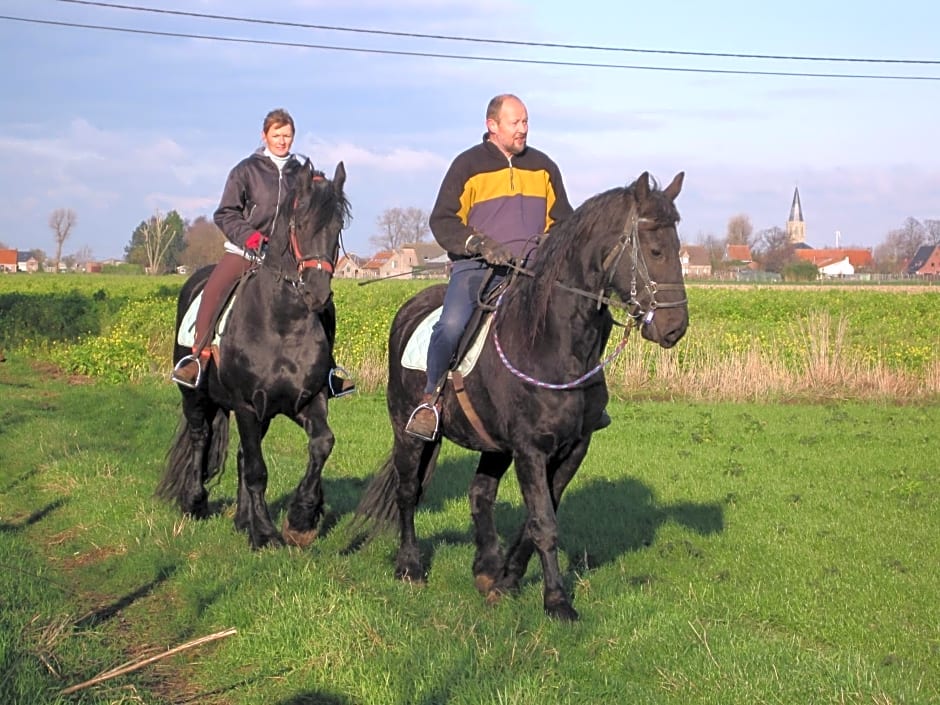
[491,204,687,389]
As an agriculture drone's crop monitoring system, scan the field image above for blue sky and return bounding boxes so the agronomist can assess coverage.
[1,0,938,260]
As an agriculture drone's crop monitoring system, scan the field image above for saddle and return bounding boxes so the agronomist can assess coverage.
[176,271,253,359]
[403,269,513,448]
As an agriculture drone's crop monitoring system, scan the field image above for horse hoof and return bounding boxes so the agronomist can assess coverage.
[282,518,318,548]
[395,567,426,584]
[545,602,579,622]
[474,574,496,595]
[485,588,506,606]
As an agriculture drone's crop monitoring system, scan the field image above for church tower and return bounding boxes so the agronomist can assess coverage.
[787,187,806,245]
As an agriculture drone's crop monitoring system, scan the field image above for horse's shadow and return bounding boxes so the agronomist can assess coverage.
[339,451,723,579]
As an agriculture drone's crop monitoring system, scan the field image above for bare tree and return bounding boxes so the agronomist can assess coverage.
[698,232,727,272]
[873,217,926,273]
[369,207,430,251]
[141,210,182,274]
[753,226,794,273]
[924,219,940,245]
[726,214,754,247]
[74,245,95,269]
[49,208,77,272]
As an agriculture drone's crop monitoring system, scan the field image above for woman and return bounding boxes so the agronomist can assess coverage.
[171,108,354,397]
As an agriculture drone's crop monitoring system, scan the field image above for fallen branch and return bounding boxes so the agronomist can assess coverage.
[59,627,237,696]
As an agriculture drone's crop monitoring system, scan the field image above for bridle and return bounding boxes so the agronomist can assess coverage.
[490,204,687,390]
[289,224,335,277]
[552,206,688,327]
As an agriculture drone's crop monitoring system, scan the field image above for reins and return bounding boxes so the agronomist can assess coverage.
[490,201,687,389]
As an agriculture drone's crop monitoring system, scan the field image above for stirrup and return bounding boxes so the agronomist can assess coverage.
[405,402,440,442]
[171,353,204,389]
[328,365,356,398]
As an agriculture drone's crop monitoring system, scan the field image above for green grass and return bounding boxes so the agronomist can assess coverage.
[1,357,937,704]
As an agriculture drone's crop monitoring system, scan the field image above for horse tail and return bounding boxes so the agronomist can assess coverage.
[156,408,230,510]
[353,453,400,528]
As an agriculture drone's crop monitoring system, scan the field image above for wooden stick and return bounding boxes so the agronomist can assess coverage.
[59,627,237,696]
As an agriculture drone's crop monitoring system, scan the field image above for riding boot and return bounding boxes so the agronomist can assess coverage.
[328,363,356,398]
[170,253,248,387]
[319,301,356,398]
[172,348,211,388]
[405,393,441,441]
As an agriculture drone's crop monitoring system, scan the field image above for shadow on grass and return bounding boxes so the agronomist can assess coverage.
[275,693,352,705]
[0,498,68,533]
[338,447,724,584]
[74,564,178,630]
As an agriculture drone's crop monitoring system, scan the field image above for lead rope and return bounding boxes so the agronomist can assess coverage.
[490,292,634,390]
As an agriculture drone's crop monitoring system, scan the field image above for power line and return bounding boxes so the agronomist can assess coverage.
[58,0,940,66]
[3,14,939,81]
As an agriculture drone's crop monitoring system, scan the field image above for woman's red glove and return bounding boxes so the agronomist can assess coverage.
[245,231,267,250]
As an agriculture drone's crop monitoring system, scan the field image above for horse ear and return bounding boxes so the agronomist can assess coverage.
[333,162,346,191]
[635,171,651,200]
[663,172,685,200]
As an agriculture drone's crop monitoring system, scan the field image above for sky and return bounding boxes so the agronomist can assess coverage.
[1,0,939,261]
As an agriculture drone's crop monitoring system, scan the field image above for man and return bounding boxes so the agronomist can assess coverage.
[405,93,574,440]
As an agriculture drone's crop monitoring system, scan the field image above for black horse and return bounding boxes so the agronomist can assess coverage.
[158,161,351,549]
[356,172,688,620]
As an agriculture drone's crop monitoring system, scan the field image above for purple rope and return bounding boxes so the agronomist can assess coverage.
[491,292,631,390]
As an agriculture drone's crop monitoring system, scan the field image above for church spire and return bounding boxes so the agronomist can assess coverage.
[789,187,804,223]
[787,187,806,244]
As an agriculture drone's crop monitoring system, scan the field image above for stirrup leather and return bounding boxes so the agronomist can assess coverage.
[171,353,205,389]
[405,402,440,442]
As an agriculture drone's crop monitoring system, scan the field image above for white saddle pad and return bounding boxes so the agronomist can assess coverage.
[176,292,236,348]
[402,307,493,376]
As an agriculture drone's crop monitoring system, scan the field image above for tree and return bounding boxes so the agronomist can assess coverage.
[28,248,47,265]
[873,217,926,273]
[752,226,794,273]
[180,216,226,270]
[74,245,95,270]
[49,208,77,272]
[924,219,940,245]
[697,232,728,274]
[726,214,754,247]
[369,207,430,251]
[125,210,185,274]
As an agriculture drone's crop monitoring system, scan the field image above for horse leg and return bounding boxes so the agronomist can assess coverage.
[282,398,334,548]
[500,442,590,591]
[232,411,282,549]
[394,435,441,582]
[469,451,513,595]
[498,442,591,621]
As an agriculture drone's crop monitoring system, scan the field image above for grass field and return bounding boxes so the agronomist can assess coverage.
[1,353,938,704]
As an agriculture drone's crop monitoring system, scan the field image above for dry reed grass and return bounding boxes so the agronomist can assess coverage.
[350,311,939,403]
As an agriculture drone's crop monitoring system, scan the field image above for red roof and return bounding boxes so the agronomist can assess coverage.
[726,244,752,261]
[362,250,394,270]
[794,248,873,268]
[0,249,16,267]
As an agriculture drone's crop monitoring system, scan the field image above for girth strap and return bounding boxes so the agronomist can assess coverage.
[450,371,500,451]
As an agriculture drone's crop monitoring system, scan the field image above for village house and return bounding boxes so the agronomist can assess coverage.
[794,247,874,278]
[679,244,711,278]
[906,244,940,277]
[348,242,448,280]
[0,249,17,273]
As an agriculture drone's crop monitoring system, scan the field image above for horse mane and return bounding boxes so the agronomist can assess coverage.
[516,175,679,344]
